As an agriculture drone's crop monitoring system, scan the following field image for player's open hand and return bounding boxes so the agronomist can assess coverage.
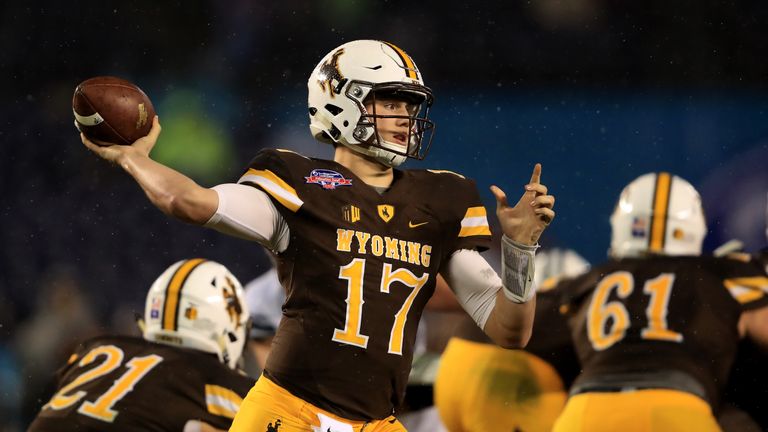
[80,116,162,164]
[490,163,555,245]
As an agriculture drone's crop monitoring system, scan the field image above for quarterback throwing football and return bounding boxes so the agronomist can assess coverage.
[80,40,555,431]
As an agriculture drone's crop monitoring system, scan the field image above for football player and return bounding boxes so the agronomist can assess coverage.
[551,173,768,432]
[79,39,555,431]
[435,248,589,432]
[27,259,254,432]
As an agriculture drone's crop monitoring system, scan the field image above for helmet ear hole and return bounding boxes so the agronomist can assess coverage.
[328,125,341,140]
[324,104,343,116]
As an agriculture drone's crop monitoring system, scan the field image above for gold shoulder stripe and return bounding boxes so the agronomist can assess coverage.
[163,259,206,331]
[724,276,768,303]
[275,148,310,159]
[239,168,303,213]
[459,206,491,237]
[383,41,418,80]
[649,172,672,253]
[464,206,487,219]
[205,384,243,419]
[426,169,466,179]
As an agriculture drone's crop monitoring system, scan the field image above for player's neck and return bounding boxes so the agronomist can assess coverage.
[334,146,394,188]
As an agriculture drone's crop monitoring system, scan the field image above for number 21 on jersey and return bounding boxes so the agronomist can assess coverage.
[587,271,683,351]
[44,345,162,422]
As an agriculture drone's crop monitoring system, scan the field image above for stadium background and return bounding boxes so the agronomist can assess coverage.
[2,1,768,429]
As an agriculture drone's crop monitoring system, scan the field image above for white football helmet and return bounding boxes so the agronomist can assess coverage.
[308,39,435,167]
[143,259,248,369]
[610,172,707,258]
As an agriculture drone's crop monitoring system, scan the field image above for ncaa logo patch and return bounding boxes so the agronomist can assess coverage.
[305,169,353,190]
[631,217,647,238]
[150,297,162,319]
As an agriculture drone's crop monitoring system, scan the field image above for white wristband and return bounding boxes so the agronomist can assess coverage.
[501,235,538,303]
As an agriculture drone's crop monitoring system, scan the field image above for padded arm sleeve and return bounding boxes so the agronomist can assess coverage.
[442,249,502,329]
[203,183,290,253]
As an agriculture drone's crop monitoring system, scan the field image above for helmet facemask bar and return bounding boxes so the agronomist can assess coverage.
[351,82,435,162]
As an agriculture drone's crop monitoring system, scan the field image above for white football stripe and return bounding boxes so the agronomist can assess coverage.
[239,173,304,209]
[73,109,104,126]
[206,393,240,414]
[461,216,489,227]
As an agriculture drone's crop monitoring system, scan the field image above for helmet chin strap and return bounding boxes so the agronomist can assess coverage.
[370,139,407,167]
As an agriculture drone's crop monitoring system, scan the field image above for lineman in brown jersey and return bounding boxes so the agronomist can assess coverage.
[551,173,768,432]
[80,40,556,431]
[28,259,254,432]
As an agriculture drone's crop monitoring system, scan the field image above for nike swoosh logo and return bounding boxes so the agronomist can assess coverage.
[409,221,428,228]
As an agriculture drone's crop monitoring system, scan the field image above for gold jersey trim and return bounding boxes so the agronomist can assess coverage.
[724,276,768,303]
[459,206,491,237]
[205,384,243,419]
[239,168,303,213]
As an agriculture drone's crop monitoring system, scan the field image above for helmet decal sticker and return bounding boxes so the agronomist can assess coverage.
[316,48,345,98]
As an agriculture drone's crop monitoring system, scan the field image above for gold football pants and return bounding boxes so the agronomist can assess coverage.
[229,375,405,432]
[552,389,721,432]
[434,338,567,432]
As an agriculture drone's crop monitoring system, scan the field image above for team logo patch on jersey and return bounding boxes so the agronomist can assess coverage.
[631,217,647,238]
[377,204,395,222]
[305,169,353,190]
[343,205,361,223]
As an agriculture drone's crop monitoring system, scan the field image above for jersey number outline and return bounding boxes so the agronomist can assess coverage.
[587,271,683,351]
[44,345,163,422]
[332,258,429,355]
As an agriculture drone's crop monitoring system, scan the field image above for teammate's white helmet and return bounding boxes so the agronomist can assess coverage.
[610,172,707,258]
[143,259,248,369]
[308,39,435,167]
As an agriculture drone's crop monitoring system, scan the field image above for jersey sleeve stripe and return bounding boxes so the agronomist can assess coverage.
[205,384,243,419]
[163,259,206,331]
[724,276,768,303]
[459,206,491,237]
[239,168,303,213]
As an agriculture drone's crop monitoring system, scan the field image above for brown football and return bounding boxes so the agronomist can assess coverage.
[73,76,155,145]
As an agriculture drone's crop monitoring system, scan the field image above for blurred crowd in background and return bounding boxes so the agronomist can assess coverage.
[2,1,768,430]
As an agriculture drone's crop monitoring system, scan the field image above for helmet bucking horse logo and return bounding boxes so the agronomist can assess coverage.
[316,48,345,98]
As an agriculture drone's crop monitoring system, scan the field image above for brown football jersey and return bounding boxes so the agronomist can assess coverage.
[239,149,491,420]
[559,255,768,410]
[28,335,255,432]
[525,282,581,388]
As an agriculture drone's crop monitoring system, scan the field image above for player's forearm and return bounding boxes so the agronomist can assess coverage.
[118,151,218,224]
[483,291,535,348]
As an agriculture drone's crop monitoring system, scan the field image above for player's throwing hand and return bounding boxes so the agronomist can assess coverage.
[81,116,162,165]
[490,163,555,246]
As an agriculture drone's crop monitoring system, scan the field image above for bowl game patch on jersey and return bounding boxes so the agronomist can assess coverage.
[305,169,353,190]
